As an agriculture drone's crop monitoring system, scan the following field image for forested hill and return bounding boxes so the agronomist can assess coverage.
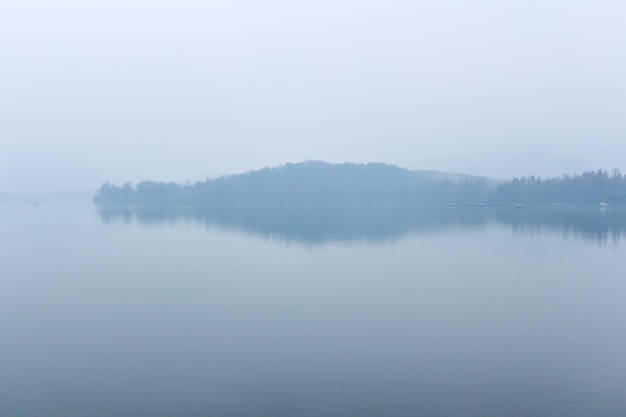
[93,161,492,206]
[491,169,626,205]
[93,162,626,207]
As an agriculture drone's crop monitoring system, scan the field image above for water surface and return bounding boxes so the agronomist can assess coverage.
[1,204,625,416]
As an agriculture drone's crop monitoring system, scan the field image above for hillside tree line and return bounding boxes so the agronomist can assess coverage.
[93,162,626,207]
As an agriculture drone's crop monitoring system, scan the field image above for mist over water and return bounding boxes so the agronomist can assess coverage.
[1,203,626,416]
[3,1,625,413]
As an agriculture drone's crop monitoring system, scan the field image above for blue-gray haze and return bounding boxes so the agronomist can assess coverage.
[3,4,626,415]
[1,1,626,193]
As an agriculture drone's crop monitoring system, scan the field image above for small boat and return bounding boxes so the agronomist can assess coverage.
[514,204,523,209]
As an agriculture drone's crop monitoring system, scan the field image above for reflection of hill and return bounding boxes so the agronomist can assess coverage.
[97,204,626,245]
[493,206,626,245]
[97,204,488,245]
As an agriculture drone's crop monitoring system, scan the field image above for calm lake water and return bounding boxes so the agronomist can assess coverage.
[1,203,626,416]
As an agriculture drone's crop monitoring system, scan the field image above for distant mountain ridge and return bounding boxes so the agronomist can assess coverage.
[93,161,626,206]
[94,161,493,206]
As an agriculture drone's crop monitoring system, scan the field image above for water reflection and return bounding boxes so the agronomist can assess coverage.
[493,206,626,245]
[96,204,626,245]
[5,203,626,416]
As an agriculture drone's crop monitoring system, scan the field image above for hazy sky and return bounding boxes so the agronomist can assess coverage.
[1,0,625,192]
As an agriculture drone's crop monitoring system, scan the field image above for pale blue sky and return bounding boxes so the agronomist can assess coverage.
[1,0,625,192]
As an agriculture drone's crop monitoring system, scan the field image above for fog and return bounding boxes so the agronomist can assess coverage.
[1,0,625,192]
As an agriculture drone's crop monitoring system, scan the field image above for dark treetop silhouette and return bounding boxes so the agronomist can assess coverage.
[94,161,626,207]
